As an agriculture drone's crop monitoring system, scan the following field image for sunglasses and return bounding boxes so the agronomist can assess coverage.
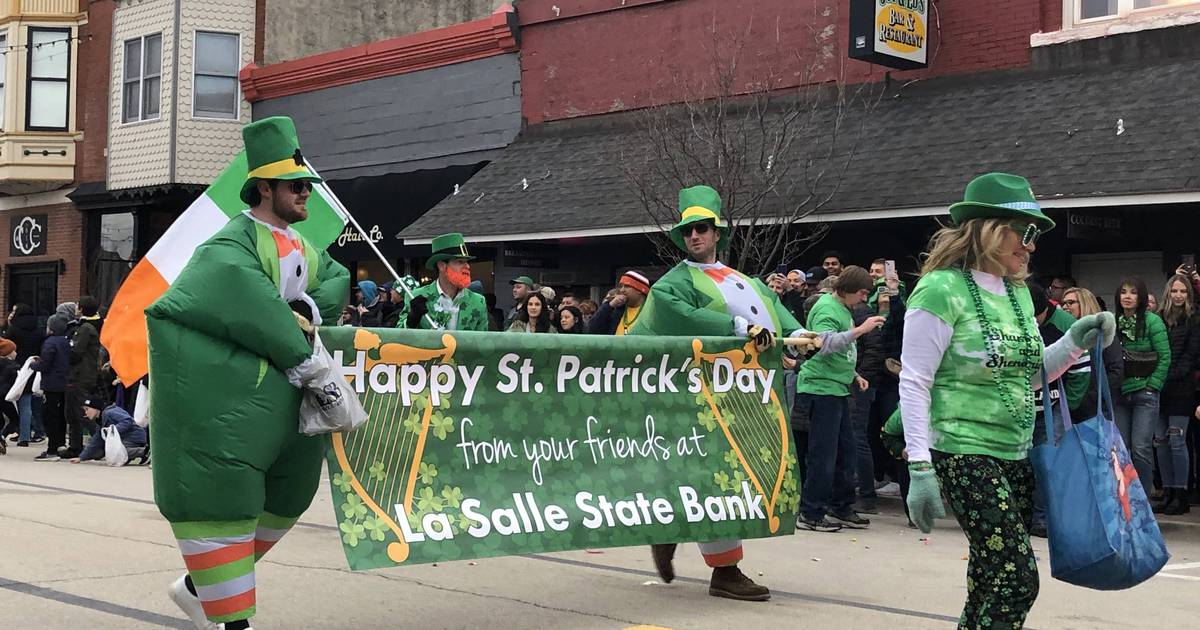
[682,222,713,237]
[1012,222,1041,247]
[285,180,313,195]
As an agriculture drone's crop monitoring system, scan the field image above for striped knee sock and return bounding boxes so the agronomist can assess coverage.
[698,539,744,568]
[254,512,299,560]
[173,520,257,624]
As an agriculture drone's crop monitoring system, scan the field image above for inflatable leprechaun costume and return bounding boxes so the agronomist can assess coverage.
[147,117,349,629]
[629,185,813,601]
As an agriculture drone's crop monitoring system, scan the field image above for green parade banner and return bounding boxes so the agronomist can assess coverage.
[320,326,800,571]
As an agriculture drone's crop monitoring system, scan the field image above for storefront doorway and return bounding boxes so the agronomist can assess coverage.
[7,262,59,324]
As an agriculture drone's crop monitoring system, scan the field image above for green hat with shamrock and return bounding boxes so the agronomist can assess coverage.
[948,172,1055,231]
[426,232,475,269]
[239,116,323,205]
[669,185,730,252]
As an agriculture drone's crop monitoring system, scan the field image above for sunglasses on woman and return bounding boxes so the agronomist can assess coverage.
[1012,222,1040,247]
[682,222,713,236]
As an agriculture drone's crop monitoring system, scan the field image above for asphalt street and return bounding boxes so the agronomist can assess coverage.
[1,445,1198,629]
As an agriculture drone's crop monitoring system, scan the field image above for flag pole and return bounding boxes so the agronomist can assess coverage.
[310,168,442,330]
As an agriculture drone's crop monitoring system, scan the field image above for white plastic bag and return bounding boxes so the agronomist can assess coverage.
[298,331,368,435]
[133,383,150,428]
[103,426,129,467]
[5,357,36,403]
[32,372,43,396]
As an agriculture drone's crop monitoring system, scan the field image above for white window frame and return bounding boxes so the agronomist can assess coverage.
[191,30,241,121]
[1066,0,1200,28]
[121,33,162,124]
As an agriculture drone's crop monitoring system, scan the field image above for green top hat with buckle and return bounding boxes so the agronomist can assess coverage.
[426,232,475,270]
[669,185,731,252]
[239,116,323,205]
[948,172,1055,231]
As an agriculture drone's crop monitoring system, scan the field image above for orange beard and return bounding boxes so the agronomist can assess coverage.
[446,267,472,289]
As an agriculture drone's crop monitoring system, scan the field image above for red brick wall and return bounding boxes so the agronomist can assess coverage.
[0,203,86,310]
[519,0,1050,124]
[75,0,115,184]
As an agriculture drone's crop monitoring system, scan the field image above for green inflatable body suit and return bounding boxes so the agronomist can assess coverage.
[146,213,348,624]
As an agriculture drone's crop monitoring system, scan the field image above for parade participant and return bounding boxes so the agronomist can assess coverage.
[507,293,555,333]
[900,173,1115,629]
[146,116,350,630]
[506,275,536,327]
[397,233,488,331]
[588,270,650,335]
[629,185,814,602]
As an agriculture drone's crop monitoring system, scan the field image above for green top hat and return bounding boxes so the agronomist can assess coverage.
[669,185,730,252]
[239,116,323,205]
[948,173,1055,231]
[426,233,475,270]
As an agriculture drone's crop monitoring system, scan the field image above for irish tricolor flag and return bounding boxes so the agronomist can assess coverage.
[101,151,350,386]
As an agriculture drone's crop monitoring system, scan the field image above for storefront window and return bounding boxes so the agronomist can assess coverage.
[91,213,136,307]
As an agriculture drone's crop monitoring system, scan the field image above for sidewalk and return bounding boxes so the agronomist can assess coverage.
[2,444,1198,629]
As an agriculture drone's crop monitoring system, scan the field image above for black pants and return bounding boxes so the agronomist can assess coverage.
[42,391,66,452]
[65,387,86,453]
[0,401,18,436]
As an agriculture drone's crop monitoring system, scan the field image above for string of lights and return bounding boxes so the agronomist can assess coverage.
[0,33,91,54]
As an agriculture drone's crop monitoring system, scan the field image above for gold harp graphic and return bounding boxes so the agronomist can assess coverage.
[330,329,457,563]
[692,339,791,533]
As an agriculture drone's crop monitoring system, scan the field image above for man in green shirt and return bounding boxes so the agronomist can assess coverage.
[397,233,488,331]
[796,266,886,532]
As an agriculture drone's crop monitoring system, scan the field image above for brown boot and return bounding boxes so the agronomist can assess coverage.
[708,565,770,601]
[650,543,677,583]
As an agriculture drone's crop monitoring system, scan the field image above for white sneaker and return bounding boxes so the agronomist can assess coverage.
[168,575,219,630]
[876,482,901,497]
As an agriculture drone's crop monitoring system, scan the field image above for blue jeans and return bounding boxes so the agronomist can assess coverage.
[1156,414,1190,489]
[851,386,877,500]
[799,393,855,520]
[1114,389,1159,490]
[16,392,41,442]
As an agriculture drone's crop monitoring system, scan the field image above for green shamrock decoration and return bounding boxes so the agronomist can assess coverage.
[441,486,464,508]
[340,519,366,547]
[724,449,740,469]
[341,494,368,520]
[417,486,446,512]
[419,461,438,484]
[363,515,389,542]
[759,446,773,464]
[430,414,454,440]
[332,472,353,494]
[369,461,387,482]
[714,470,731,491]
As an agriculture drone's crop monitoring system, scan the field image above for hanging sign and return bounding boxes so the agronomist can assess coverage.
[849,0,930,70]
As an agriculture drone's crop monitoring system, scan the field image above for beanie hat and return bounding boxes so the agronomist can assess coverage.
[48,314,69,335]
[0,339,14,356]
[619,271,651,295]
[56,302,78,320]
[82,398,107,412]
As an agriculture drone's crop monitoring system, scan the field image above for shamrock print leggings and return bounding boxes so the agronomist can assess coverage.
[932,452,1038,630]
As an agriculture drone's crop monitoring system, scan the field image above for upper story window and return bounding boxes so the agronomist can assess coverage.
[122,34,162,123]
[1074,0,1200,23]
[193,31,239,120]
[27,27,71,131]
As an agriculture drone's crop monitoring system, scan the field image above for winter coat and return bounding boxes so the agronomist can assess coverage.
[1160,313,1200,416]
[69,320,101,392]
[32,334,70,392]
[78,405,148,461]
[0,357,19,396]
[4,314,45,364]
[588,301,625,335]
[851,303,885,384]
[1118,311,1171,395]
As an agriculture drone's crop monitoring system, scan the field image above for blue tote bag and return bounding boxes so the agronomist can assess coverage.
[1030,340,1169,590]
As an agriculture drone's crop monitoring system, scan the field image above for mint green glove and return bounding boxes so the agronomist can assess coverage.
[906,464,945,534]
[1069,312,1117,349]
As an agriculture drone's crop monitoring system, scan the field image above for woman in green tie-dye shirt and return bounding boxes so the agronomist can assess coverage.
[900,173,1116,630]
